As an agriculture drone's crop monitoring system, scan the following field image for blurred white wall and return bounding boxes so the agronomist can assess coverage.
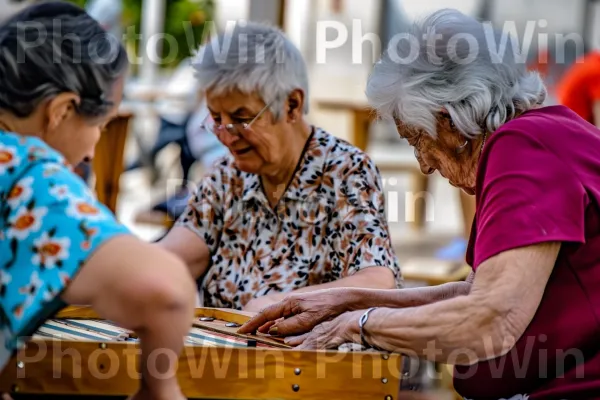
[215,0,249,27]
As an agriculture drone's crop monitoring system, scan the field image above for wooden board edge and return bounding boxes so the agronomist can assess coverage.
[0,339,404,399]
[54,306,256,324]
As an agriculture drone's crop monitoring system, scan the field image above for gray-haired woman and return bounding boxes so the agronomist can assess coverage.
[0,3,195,399]
[159,22,401,312]
[241,9,600,399]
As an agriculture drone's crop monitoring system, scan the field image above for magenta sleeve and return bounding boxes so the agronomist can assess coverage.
[473,130,588,268]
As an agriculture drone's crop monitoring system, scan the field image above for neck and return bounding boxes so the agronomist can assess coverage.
[262,121,312,193]
[0,114,40,137]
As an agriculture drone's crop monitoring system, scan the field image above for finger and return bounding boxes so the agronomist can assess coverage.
[284,332,310,346]
[296,335,317,350]
[238,301,293,334]
[268,313,320,337]
[257,320,277,334]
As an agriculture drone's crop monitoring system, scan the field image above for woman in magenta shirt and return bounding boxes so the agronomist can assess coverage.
[240,8,600,399]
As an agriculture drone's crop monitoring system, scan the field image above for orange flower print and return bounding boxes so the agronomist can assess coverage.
[31,232,70,269]
[6,176,33,209]
[79,225,98,250]
[49,184,70,201]
[7,206,48,240]
[27,146,47,162]
[0,143,20,174]
[66,198,105,222]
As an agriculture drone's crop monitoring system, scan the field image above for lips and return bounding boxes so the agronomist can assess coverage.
[233,147,253,155]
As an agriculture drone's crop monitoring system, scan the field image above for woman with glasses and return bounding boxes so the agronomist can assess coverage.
[158,22,401,312]
[0,3,196,399]
[240,9,600,399]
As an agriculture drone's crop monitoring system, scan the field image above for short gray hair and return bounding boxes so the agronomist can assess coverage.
[192,21,309,120]
[366,9,547,138]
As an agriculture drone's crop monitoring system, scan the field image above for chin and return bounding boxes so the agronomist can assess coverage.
[461,187,476,195]
[233,157,262,174]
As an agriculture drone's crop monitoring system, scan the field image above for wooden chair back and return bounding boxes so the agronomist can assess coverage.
[92,113,132,214]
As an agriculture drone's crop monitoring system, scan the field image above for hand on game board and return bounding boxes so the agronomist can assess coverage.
[238,288,355,337]
[287,310,363,349]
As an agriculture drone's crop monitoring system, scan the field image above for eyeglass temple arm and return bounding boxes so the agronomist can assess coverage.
[246,100,274,128]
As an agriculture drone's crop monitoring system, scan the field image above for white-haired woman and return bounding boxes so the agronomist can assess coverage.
[240,9,600,399]
[158,22,401,312]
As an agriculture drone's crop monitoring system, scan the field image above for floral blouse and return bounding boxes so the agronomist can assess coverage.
[0,132,129,373]
[177,127,401,309]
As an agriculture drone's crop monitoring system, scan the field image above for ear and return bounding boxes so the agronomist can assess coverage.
[286,89,304,122]
[43,92,80,135]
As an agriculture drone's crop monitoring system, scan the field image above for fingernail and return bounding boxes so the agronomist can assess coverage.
[269,326,278,336]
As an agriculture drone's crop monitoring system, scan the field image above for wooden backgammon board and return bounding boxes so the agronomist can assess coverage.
[0,306,404,399]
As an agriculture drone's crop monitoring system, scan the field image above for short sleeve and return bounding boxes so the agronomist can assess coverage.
[338,156,402,286]
[175,167,225,255]
[473,131,587,268]
[0,161,130,344]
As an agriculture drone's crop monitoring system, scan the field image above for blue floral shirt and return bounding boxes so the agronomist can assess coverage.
[0,131,130,372]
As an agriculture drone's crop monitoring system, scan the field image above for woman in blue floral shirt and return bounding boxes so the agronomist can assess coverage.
[0,3,195,400]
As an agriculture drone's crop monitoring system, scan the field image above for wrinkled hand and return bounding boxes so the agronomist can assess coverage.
[238,288,355,337]
[287,310,363,350]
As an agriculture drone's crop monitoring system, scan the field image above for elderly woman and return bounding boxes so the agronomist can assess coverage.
[240,9,600,399]
[0,3,196,399]
[158,22,400,312]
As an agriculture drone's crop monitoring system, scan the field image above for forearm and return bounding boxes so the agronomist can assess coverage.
[363,295,507,365]
[335,281,471,311]
[136,301,191,395]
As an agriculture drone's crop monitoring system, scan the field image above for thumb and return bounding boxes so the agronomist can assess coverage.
[284,332,310,346]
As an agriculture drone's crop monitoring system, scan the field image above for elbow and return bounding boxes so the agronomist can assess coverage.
[134,254,197,323]
[453,302,517,365]
[362,267,398,289]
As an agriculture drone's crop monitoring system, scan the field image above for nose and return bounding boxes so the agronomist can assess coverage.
[418,159,435,175]
[218,128,240,147]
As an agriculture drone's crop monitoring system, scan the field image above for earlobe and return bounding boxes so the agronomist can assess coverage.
[287,90,304,123]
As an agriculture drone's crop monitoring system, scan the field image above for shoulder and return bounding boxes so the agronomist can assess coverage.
[0,132,67,191]
[486,106,588,152]
[312,127,381,180]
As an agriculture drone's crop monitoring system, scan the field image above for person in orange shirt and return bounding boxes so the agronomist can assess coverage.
[556,51,600,126]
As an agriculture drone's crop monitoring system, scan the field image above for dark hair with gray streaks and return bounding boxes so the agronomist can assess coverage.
[0,1,128,119]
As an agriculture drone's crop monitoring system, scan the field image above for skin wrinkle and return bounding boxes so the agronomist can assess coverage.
[359,243,559,365]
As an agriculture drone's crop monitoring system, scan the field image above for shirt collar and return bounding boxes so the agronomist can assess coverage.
[241,127,328,205]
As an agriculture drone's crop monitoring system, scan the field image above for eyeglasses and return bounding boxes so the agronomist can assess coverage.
[201,100,273,137]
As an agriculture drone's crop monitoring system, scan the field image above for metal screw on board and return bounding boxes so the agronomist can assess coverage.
[292,384,300,392]
[384,396,393,400]
[382,354,389,360]
[16,361,24,369]
[100,343,107,349]
[381,378,388,384]
[11,385,19,393]
[294,368,301,375]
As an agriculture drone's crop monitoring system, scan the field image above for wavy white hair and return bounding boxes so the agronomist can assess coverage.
[366,9,547,138]
[192,21,309,121]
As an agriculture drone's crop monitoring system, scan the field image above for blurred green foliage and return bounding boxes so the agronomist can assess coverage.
[72,0,215,71]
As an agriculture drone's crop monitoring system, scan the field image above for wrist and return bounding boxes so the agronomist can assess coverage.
[344,288,368,311]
